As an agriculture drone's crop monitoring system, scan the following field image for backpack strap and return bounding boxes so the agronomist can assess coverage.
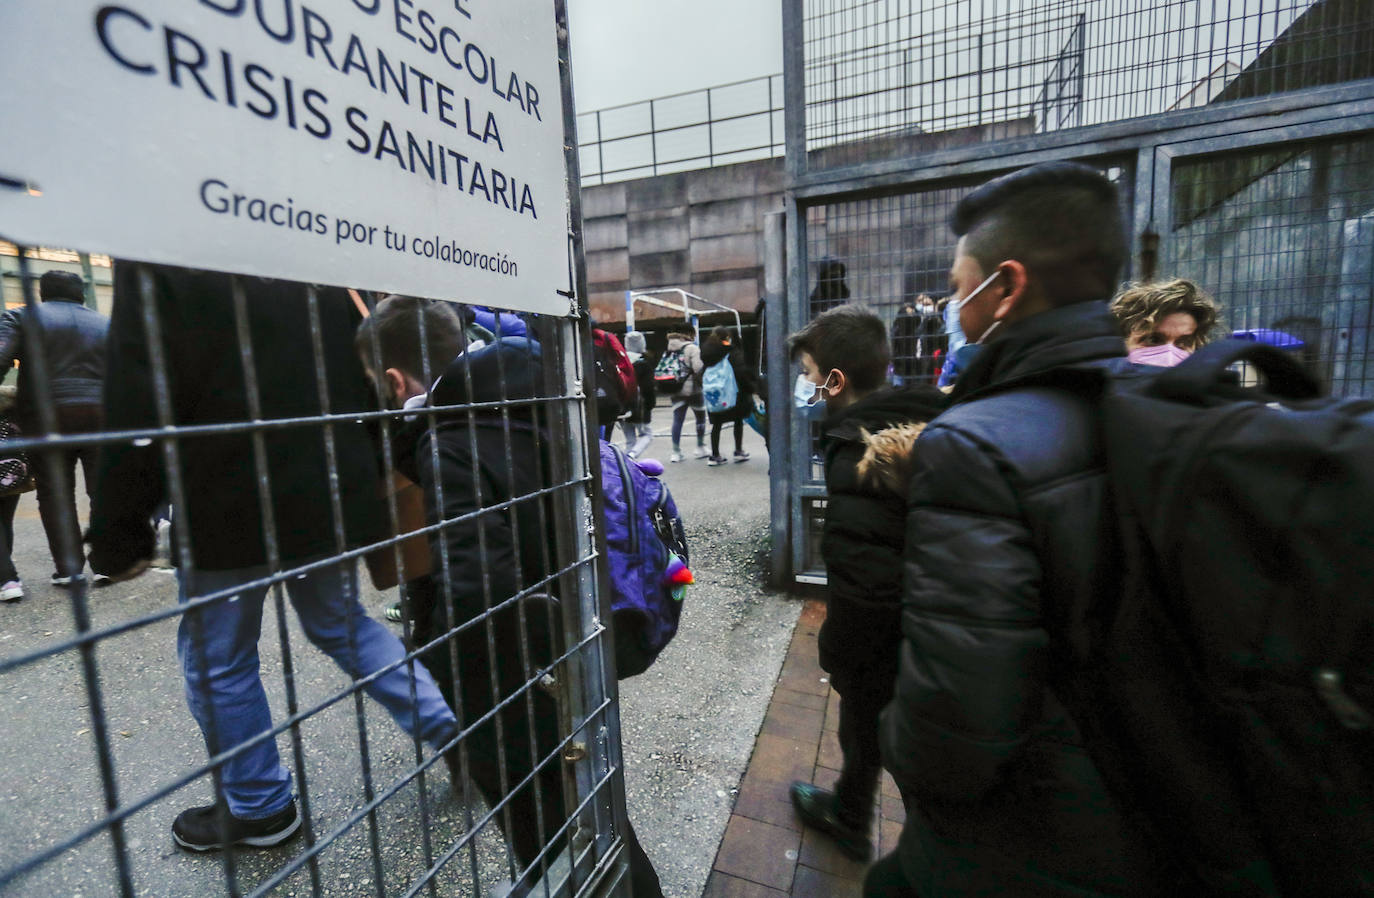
[1150,340,1320,403]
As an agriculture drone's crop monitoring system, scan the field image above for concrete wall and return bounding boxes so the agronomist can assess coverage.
[581,157,785,323]
[579,119,1035,325]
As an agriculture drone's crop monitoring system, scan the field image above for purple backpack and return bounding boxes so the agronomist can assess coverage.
[599,441,691,678]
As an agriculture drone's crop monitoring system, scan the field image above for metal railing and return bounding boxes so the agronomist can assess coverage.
[576,74,784,186]
[798,0,1351,170]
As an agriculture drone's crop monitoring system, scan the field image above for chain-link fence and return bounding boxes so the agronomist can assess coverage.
[0,0,641,894]
[0,253,633,897]
[774,0,1374,582]
[799,0,1368,168]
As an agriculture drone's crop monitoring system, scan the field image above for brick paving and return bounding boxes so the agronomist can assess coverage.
[703,599,903,897]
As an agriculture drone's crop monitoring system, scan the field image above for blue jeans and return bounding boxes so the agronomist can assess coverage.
[177,560,457,819]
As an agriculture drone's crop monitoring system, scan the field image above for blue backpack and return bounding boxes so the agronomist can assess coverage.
[599,441,691,678]
[702,357,738,413]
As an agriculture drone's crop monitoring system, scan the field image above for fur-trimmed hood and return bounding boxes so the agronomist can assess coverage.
[822,385,947,496]
[856,421,927,495]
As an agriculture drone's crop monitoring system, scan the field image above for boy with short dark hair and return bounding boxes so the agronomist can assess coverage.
[785,304,946,860]
[358,297,664,896]
[358,295,568,893]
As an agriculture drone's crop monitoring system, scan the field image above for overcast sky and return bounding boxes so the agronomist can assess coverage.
[566,0,784,111]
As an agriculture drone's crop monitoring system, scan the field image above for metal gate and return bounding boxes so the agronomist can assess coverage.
[769,0,1374,583]
[0,1,634,896]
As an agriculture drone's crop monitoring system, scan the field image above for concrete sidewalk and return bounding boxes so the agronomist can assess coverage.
[702,600,904,898]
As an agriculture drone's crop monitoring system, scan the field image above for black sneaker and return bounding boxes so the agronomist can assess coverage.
[172,800,301,852]
[789,781,872,861]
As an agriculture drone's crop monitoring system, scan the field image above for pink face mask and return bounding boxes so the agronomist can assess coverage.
[1128,343,1193,367]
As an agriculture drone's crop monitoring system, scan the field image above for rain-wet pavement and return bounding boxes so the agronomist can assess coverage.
[0,425,799,897]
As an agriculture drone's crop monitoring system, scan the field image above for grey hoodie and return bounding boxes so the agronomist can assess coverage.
[665,335,704,401]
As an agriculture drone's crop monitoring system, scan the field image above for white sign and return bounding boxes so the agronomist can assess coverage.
[0,0,573,317]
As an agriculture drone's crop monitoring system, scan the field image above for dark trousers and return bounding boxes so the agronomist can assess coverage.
[864,850,919,898]
[406,577,663,896]
[710,419,744,456]
[34,404,102,578]
[0,492,20,583]
[829,665,895,827]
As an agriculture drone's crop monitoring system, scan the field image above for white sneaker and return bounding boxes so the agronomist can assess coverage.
[670,451,684,463]
[694,445,711,459]
[50,573,75,587]
[631,433,654,457]
[0,580,22,602]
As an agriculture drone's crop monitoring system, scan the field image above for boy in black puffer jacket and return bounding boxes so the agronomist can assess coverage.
[786,304,947,861]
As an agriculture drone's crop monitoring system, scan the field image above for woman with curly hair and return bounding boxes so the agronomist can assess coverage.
[1110,277,1219,367]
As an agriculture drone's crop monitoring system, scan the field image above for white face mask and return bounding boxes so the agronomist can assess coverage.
[794,372,836,409]
[951,269,1004,344]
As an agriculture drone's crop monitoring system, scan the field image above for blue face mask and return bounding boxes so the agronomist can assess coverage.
[951,269,1005,345]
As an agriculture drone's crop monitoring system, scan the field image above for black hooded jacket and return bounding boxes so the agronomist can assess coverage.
[882,302,1174,897]
[391,336,556,643]
[817,386,947,677]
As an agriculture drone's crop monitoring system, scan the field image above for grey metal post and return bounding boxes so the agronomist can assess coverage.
[1333,212,1374,397]
[554,0,631,892]
[649,98,658,176]
[764,212,791,588]
[781,0,808,587]
[706,88,714,167]
[596,110,606,186]
[78,252,98,309]
[768,76,775,155]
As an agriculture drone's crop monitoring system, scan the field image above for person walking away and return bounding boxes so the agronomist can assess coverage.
[786,305,947,861]
[890,303,922,386]
[871,163,1179,897]
[357,296,664,897]
[621,330,656,458]
[1110,278,1219,367]
[87,264,459,853]
[700,326,755,466]
[663,332,707,462]
[914,297,947,380]
[810,259,851,315]
[0,270,109,587]
[0,385,35,601]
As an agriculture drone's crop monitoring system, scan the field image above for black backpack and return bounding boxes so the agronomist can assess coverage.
[1043,341,1374,896]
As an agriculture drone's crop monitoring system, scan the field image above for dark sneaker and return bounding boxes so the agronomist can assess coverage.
[789,781,872,861]
[384,601,404,623]
[733,450,751,463]
[706,455,728,466]
[172,800,301,852]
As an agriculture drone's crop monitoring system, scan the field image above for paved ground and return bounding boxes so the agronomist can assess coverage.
[703,600,906,898]
[0,424,801,897]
